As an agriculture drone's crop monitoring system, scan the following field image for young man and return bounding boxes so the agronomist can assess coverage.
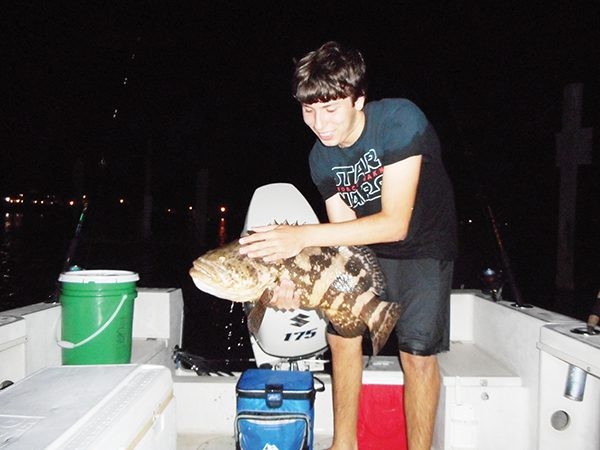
[239,41,457,450]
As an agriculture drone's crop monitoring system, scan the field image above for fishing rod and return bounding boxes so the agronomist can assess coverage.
[460,156,531,308]
[62,200,89,272]
[46,35,143,303]
[435,83,531,308]
[483,199,530,308]
[46,199,89,303]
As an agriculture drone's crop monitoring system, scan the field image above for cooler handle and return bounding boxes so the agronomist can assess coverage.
[55,294,128,349]
[314,375,326,393]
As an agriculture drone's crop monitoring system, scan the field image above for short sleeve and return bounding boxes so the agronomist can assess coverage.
[380,100,431,165]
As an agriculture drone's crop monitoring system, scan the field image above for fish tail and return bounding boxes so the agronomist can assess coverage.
[360,298,402,355]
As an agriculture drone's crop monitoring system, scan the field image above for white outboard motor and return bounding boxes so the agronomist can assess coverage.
[241,183,329,371]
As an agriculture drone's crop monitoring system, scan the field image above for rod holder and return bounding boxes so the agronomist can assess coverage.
[564,364,587,401]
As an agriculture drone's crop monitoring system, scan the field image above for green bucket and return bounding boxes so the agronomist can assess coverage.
[58,270,139,365]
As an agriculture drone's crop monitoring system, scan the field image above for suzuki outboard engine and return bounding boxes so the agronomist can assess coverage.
[241,184,329,371]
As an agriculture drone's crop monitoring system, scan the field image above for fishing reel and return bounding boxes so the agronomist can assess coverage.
[480,268,504,302]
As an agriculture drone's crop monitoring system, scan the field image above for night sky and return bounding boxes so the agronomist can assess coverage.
[3,3,599,277]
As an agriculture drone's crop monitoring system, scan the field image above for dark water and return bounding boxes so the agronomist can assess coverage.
[1,204,597,361]
[0,203,256,359]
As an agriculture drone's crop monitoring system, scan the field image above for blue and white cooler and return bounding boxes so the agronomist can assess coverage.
[235,369,324,450]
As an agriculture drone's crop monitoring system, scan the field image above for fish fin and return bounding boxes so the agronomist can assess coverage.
[350,246,386,296]
[246,289,271,336]
[359,298,402,355]
[325,310,367,338]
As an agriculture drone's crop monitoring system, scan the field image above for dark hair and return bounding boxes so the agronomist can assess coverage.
[292,41,367,104]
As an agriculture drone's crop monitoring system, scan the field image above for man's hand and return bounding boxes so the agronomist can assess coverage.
[269,278,300,311]
[239,224,306,262]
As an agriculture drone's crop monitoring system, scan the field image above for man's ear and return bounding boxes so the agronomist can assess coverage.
[354,96,366,111]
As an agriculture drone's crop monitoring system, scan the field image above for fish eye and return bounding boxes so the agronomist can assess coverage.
[218,256,225,263]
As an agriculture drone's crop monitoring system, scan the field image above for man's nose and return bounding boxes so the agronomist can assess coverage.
[314,111,325,130]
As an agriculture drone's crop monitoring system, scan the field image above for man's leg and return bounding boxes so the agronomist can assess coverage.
[400,351,441,450]
[377,257,451,449]
[327,333,363,450]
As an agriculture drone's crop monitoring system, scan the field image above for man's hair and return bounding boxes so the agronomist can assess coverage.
[292,41,367,104]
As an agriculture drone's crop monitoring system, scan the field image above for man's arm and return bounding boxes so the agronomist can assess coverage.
[325,193,357,223]
[239,155,422,261]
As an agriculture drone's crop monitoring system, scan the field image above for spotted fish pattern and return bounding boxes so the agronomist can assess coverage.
[189,240,401,355]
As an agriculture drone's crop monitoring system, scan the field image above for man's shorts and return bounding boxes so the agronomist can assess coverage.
[326,258,453,356]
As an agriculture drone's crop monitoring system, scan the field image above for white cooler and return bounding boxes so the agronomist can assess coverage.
[0,364,175,449]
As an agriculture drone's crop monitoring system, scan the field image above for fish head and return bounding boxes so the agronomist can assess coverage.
[189,240,275,302]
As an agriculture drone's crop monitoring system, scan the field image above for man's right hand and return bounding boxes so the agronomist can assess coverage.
[269,278,300,311]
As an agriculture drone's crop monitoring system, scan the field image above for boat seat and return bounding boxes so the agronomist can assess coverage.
[439,341,521,386]
[362,342,521,387]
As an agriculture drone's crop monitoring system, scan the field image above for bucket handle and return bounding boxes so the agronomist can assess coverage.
[56,294,128,349]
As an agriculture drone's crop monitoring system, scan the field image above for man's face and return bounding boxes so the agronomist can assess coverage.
[301,96,365,148]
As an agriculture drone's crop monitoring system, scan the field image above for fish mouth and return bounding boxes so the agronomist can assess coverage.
[190,260,226,282]
[190,263,213,279]
[189,262,262,302]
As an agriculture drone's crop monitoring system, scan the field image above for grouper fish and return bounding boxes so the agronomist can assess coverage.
[189,240,401,355]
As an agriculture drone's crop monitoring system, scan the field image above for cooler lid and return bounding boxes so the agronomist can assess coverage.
[0,365,172,449]
[362,356,404,385]
[236,369,314,394]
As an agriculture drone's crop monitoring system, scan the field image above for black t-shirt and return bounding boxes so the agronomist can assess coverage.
[309,98,457,260]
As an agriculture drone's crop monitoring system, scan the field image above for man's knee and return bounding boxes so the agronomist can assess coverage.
[327,333,362,355]
[400,352,439,375]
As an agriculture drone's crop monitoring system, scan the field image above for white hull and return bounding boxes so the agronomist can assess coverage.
[1,288,599,449]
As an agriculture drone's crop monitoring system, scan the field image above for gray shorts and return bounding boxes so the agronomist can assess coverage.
[327,257,453,356]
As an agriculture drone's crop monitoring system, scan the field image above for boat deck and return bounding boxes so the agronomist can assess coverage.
[3,290,600,449]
